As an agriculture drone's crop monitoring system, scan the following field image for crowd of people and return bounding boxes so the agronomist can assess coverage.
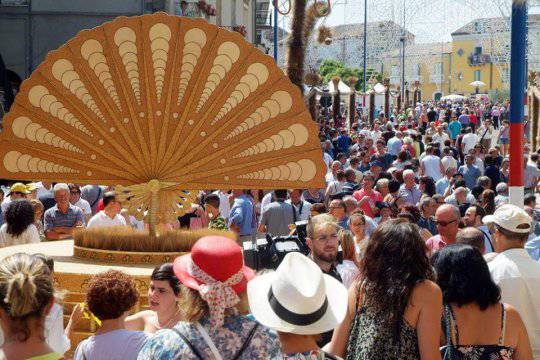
[0,98,539,359]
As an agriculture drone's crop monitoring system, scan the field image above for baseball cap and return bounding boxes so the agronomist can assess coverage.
[8,183,31,195]
[482,204,532,234]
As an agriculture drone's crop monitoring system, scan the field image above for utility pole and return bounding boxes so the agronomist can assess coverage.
[273,0,278,61]
[362,0,367,106]
[400,0,406,98]
[509,0,528,206]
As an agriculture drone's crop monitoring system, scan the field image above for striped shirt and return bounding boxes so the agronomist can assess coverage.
[44,204,84,231]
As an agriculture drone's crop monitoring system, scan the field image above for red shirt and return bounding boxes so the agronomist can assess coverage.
[470,113,478,125]
[353,189,382,218]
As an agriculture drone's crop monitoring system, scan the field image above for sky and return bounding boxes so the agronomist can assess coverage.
[276,0,540,43]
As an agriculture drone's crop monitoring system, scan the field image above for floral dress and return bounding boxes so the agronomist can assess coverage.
[137,315,281,359]
[346,284,420,360]
[440,303,515,360]
[283,350,343,360]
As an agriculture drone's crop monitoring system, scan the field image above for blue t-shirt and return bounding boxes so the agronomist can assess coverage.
[458,164,481,189]
[448,121,462,139]
[337,135,352,154]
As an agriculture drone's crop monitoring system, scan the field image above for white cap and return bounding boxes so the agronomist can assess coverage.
[482,204,532,234]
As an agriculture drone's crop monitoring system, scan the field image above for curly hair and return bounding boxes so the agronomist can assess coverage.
[360,219,434,340]
[5,200,35,237]
[398,204,422,223]
[86,270,139,320]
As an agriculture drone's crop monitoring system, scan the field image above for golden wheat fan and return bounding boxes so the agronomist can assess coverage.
[0,13,325,227]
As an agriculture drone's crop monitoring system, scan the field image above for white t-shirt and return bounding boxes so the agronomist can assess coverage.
[72,198,92,216]
[0,303,70,355]
[326,180,345,196]
[325,172,336,184]
[87,211,127,228]
[489,249,540,359]
[474,157,485,174]
[441,155,458,171]
[432,132,449,148]
[0,223,40,247]
[421,155,444,182]
[323,152,333,172]
[462,133,479,154]
[286,200,312,221]
[74,329,149,360]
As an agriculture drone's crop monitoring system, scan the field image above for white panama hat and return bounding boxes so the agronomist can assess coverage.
[247,252,348,335]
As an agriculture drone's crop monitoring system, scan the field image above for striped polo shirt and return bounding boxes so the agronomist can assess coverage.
[44,204,84,231]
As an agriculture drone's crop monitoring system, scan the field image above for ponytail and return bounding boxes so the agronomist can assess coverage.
[0,253,54,342]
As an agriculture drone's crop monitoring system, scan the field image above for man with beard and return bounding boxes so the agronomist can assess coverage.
[462,205,495,254]
[306,214,342,346]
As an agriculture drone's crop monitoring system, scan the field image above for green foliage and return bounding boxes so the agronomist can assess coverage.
[318,60,381,90]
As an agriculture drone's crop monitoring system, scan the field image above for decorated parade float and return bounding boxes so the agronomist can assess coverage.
[0,13,325,347]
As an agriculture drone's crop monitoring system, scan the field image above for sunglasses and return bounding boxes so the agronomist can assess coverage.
[435,219,458,227]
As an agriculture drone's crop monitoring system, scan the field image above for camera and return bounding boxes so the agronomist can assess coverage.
[243,221,309,270]
[243,220,343,270]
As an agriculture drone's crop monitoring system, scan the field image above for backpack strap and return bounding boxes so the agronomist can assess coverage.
[172,327,204,359]
[231,323,259,360]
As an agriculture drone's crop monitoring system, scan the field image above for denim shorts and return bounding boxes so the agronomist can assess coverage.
[500,138,509,145]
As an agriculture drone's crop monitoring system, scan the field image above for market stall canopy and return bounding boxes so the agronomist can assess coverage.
[469,80,486,87]
[441,94,466,101]
[328,79,352,95]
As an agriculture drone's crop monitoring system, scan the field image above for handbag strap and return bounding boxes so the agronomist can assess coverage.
[193,321,259,360]
[231,323,259,360]
[196,322,223,360]
[443,304,459,345]
[172,327,204,359]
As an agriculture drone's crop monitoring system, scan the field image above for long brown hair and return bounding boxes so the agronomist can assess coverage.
[360,219,434,339]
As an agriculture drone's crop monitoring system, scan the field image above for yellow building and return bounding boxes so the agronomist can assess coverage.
[449,18,511,97]
[380,16,540,100]
[382,42,452,101]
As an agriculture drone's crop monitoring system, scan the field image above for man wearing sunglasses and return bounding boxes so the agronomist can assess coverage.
[425,204,461,256]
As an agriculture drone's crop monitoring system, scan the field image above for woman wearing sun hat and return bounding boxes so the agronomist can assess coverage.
[137,236,281,359]
[247,252,348,359]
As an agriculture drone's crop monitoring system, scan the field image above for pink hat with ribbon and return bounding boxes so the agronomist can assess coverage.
[173,236,255,329]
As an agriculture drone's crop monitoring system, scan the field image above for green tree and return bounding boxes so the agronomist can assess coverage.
[318,60,381,91]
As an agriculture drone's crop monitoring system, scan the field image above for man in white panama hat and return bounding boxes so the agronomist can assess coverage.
[247,252,347,359]
[484,204,540,359]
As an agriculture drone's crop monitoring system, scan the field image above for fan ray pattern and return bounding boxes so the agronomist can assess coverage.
[0,13,325,222]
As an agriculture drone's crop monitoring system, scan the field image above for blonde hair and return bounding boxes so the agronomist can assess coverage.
[29,199,44,214]
[307,214,339,239]
[180,285,249,323]
[0,253,54,341]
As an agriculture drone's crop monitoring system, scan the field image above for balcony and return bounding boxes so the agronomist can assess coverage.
[256,9,272,27]
[468,53,492,66]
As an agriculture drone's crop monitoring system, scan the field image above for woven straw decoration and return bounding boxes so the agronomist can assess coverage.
[0,13,325,223]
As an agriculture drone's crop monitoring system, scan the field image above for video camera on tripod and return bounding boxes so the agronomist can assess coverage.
[243,220,310,270]
[243,220,343,270]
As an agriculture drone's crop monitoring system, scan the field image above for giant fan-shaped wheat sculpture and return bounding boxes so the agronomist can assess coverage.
[0,13,325,234]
